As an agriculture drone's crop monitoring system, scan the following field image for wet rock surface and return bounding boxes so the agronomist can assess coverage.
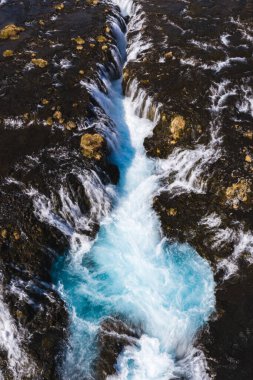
[94,317,140,379]
[123,0,253,378]
[0,0,121,378]
[1,0,253,378]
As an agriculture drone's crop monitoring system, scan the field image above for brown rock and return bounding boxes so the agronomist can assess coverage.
[46,117,53,126]
[97,35,107,43]
[3,50,14,57]
[54,3,64,10]
[65,121,76,130]
[0,24,24,39]
[87,0,99,6]
[16,310,24,319]
[1,229,8,239]
[167,208,177,216]
[244,131,253,139]
[170,115,186,141]
[53,111,62,120]
[80,133,105,160]
[164,51,173,60]
[73,36,85,45]
[31,58,48,68]
[13,230,21,240]
[225,179,251,208]
[123,68,129,82]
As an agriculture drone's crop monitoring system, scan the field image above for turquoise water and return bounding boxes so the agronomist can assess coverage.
[52,77,215,379]
[52,2,215,378]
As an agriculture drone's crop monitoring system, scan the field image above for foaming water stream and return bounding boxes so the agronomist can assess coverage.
[51,1,215,379]
[0,276,36,379]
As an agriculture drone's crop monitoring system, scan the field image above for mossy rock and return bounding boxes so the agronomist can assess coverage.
[80,133,105,160]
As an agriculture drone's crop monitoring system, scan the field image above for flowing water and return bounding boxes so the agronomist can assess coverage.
[52,1,215,379]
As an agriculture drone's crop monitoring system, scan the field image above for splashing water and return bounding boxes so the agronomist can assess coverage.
[0,277,37,379]
[52,1,215,379]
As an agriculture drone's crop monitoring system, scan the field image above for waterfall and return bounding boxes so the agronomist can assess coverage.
[52,1,215,379]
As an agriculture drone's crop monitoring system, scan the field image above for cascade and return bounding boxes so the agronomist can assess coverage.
[52,1,215,379]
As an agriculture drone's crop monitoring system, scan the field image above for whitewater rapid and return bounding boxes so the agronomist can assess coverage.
[52,1,215,379]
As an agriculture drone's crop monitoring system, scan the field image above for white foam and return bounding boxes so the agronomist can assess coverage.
[157,144,219,196]
[200,213,253,279]
[220,33,231,47]
[180,57,200,67]
[110,335,213,380]
[0,278,36,379]
[236,83,253,117]
[217,229,253,279]
[26,2,216,379]
[60,58,72,69]
[3,117,24,129]
[26,168,114,264]
[190,39,218,51]
[201,57,247,72]
[230,17,253,43]
[59,7,214,377]
[209,79,235,113]
[200,213,222,229]
[152,79,224,197]
[181,56,247,73]
[108,335,180,380]
[116,1,153,62]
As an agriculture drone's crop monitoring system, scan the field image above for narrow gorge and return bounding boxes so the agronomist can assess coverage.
[0,0,253,379]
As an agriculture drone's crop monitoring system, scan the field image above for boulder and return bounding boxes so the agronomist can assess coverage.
[31,58,48,68]
[95,317,140,379]
[80,133,105,160]
[225,179,252,209]
[0,24,24,39]
[3,50,14,57]
[170,115,186,142]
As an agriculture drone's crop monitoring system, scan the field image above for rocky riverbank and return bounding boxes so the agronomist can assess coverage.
[123,0,253,378]
[1,0,253,378]
[0,0,120,378]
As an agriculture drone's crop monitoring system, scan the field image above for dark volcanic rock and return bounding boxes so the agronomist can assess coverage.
[94,316,140,379]
[1,0,253,378]
[202,264,253,380]
[124,0,253,378]
[0,0,121,378]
